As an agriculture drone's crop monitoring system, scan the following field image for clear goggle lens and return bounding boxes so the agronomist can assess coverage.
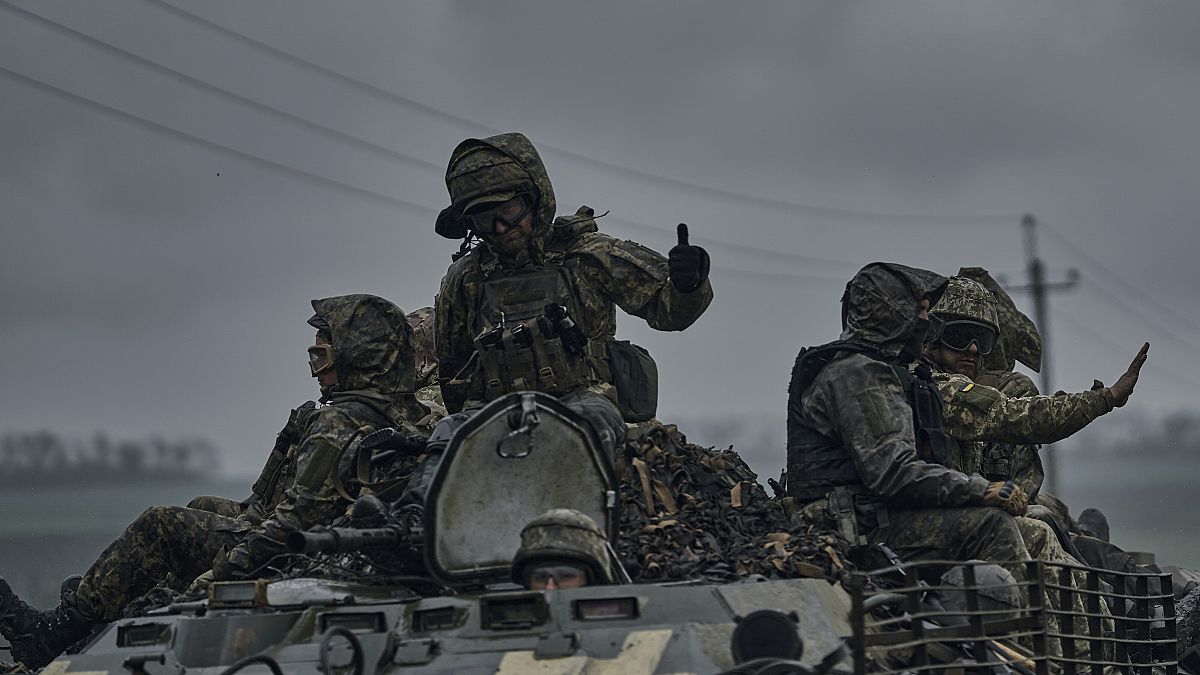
[308,345,335,376]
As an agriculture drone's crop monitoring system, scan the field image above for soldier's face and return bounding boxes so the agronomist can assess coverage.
[488,210,534,256]
[526,561,589,591]
[313,335,339,391]
[931,341,981,379]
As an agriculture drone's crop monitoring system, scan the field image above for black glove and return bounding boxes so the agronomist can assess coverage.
[668,223,710,293]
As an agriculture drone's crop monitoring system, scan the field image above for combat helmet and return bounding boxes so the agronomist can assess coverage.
[437,133,557,246]
[930,276,999,331]
[935,562,1023,623]
[511,509,614,586]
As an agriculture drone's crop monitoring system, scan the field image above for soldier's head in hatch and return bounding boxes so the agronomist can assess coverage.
[924,276,1000,379]
[512,509,613,591]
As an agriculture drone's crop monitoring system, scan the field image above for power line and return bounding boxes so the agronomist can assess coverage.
[1074,279,1200,354]
[3,1,863,272]
[0,64,858,285]
[1041,222,1200,334]
[0,1,441,174]
[139,0,1023,224]
[1056,308,1193,393]
[604,215,855,269]
[0,65,437,216]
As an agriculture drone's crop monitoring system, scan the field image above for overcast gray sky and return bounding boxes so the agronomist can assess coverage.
[2,0,1199,481]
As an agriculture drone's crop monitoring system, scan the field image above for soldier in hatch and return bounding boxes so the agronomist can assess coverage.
[432,132,713,458]
[511,509,615,591]
[786,262,1031,574]
[0,295,428,669]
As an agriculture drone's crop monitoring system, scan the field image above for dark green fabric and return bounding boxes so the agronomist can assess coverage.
[606,340,658,422]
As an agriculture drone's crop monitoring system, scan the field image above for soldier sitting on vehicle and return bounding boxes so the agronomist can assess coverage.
[0,295,429,669]
[512,509,614,591]
[786,262,1032,580]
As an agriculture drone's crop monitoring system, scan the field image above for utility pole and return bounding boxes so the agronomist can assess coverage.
[1004,214,1079,496]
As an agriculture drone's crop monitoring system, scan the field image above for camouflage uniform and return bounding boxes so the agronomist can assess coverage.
[786,263,1030,579]
[434,133,712,455]
[0,295,427,668]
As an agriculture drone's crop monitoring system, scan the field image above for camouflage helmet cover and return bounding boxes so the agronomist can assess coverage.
[931,277,1000,332]
[958,266,1042,372]
[511,508,613,586]
[444,133,556,237]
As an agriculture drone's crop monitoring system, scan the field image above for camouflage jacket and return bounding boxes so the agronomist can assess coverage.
[225,295,431,576]
[799,351,991,506]
[435,133,712,412]
[934,369,1113,489]
[790,263,989,508]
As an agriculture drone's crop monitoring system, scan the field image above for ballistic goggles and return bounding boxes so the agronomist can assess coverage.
[931,318,998,355]
[462,194,534,235]
[307,344,335,376]
[526,562,588,587]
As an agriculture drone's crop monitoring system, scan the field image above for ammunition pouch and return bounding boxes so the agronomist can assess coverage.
[473,317,592,399]
[981,442,1017,481]
[819,487,890,548]
[606,339,658,422]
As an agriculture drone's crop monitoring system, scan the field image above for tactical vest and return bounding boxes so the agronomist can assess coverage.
[786,341,957,505]
[454,218,612,402]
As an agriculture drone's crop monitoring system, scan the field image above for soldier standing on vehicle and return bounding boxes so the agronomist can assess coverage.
[786,263,1032,574]
[432,132,713,458]
[0,295,428,669]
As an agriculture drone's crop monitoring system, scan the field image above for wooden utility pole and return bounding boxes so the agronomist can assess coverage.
[1004,214,1078,496]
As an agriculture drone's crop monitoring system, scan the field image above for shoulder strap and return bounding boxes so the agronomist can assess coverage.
[788,340,880,400]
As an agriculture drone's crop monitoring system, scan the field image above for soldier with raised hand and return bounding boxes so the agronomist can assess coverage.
[786,263,1031,573]
[432,132,713,458]
[0,295,428,669]
[924,276,1148,497]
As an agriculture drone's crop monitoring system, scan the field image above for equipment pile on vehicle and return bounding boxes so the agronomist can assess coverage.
[615,423,852,584]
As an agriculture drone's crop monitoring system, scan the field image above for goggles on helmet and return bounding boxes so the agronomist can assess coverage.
[527,562,588,588]
[934,319,998,355]
[463,194,534,235]
[307,344,335,376]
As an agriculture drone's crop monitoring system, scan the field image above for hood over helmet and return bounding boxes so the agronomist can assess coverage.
[956,267,1042,372]
[841,262,948,360]
[307,294,426,422]
[931,277,1000,331]
[511,508,613,586]
[443,132,557,266]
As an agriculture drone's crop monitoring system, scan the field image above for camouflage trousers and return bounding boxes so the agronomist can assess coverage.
[868,506,1032,584]
[1017,517,1114,658]
[73,506,247,622]
[186,496,245,518]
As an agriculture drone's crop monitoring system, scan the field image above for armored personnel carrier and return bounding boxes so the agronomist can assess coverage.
[33,393,1183,674]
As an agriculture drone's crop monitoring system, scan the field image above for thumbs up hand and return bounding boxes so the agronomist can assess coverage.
[667,223,710,293]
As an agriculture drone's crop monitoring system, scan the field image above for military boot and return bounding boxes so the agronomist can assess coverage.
[1078,507,1111,543]
[0,579,97,670]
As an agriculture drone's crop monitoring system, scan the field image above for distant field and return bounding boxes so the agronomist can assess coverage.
[0,476,250,609]
[0,454,1193,614]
